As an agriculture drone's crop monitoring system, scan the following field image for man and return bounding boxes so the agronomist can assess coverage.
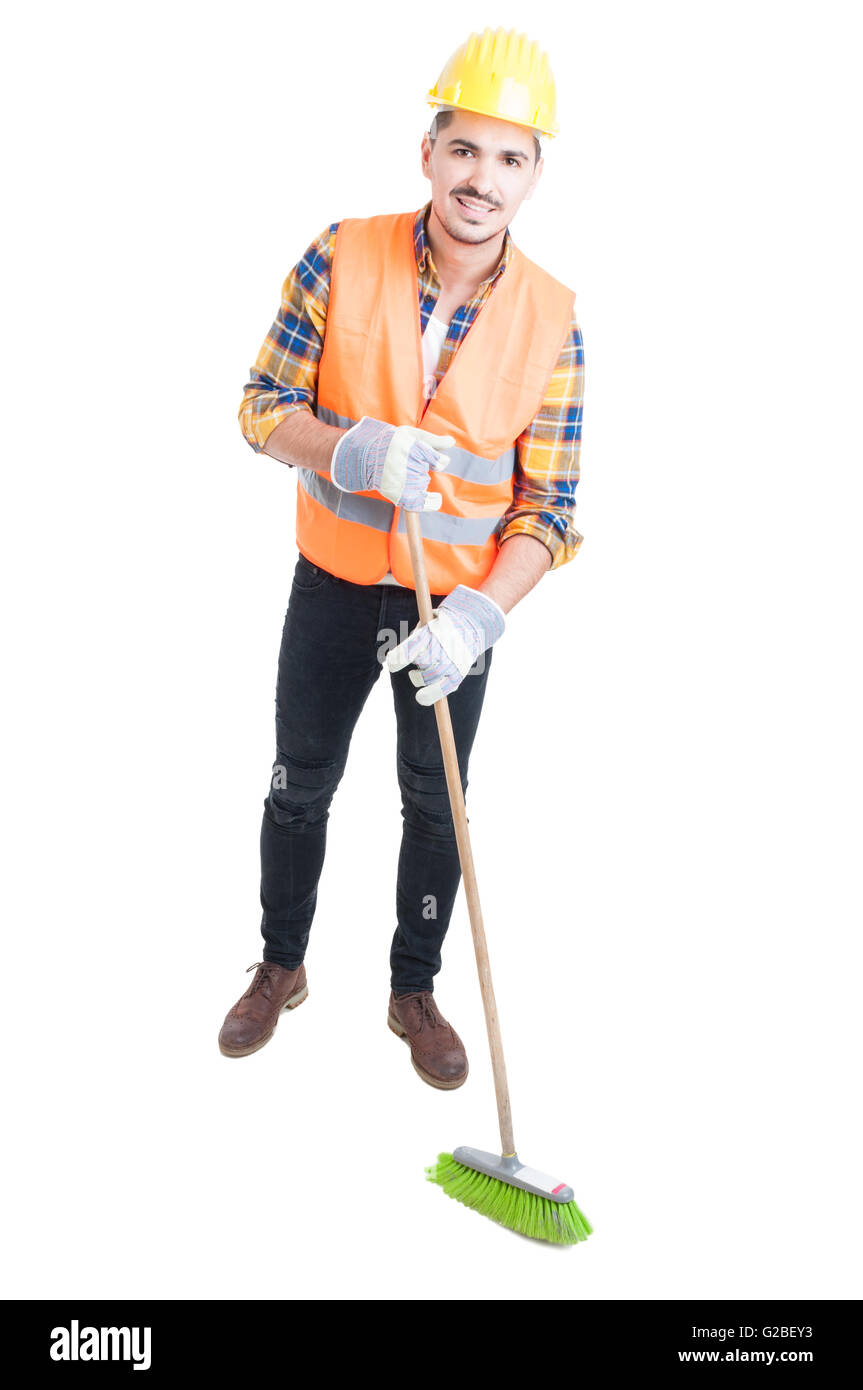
[218,28,584,1089]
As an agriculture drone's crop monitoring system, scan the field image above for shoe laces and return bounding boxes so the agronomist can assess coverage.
[245,961,277,998]
[405,992,441,1034]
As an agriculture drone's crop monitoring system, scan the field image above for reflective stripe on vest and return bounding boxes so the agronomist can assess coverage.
[295,209,575,592]
[298,466,506,546]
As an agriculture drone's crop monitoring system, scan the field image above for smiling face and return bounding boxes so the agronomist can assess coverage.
[421,107,544,246]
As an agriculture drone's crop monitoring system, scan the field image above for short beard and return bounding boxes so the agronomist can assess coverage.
[432,202,502,246]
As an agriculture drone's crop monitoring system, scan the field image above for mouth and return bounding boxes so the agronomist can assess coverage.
[453,195,497,218]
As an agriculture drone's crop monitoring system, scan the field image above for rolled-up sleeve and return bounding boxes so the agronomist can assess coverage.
[497,313,585,569]
[237,223,337,454]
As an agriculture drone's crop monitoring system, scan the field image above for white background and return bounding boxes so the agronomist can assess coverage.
[2,0,861,1301]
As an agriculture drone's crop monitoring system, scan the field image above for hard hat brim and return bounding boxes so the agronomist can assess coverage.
[426,93,558,140]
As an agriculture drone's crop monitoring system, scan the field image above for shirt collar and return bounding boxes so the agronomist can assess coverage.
[414,201,512,290]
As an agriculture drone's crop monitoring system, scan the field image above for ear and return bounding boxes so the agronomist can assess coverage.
[420,131,432,182]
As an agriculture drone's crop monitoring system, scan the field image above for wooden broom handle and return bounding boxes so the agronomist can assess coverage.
[404,509,515,1157]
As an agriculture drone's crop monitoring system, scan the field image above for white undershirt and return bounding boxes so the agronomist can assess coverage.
[378,313,449,586]
[420,313,449,401]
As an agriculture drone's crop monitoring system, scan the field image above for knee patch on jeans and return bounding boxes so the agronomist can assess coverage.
[397,752,464,833]
[266,751,343,827]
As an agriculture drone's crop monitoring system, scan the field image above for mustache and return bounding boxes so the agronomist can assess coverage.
[452,188,502,209]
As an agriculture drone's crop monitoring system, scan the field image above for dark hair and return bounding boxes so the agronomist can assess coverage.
[428,106,541,167]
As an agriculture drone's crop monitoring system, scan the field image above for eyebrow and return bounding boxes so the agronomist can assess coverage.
[447,137,529,162]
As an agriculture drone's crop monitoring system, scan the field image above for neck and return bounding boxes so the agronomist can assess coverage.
[425,202,506,291]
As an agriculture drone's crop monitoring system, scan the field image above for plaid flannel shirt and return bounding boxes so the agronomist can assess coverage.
[238,202,584,568]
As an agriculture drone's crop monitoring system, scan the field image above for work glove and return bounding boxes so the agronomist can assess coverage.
[330,416,454,511]
[386,585,506,705]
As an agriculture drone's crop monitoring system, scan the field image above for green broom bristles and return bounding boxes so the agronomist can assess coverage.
[425,1152,593,1245]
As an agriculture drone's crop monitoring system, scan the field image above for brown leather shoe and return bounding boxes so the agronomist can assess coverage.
[219,961,308,1057]
[387,990,468,1090]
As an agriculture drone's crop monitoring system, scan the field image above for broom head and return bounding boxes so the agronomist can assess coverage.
[426,1147,593,1245]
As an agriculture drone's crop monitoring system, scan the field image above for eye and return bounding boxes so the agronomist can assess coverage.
[505,157,521,168]
[454,147,473,157]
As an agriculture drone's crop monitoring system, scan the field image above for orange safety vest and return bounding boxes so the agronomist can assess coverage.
[295,209,575,594]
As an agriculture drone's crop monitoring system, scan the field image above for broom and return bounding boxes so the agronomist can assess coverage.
[403,509,592,1245]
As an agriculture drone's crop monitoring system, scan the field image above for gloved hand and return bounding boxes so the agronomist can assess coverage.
[386,585,506,705]
[330,416,454,511]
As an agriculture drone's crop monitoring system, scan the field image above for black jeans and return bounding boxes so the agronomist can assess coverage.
[259,553,493,994]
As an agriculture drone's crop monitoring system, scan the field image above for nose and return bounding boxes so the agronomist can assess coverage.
[466,155,498,201]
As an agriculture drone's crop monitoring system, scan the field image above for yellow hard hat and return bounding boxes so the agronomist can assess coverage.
[427,27,559,139]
